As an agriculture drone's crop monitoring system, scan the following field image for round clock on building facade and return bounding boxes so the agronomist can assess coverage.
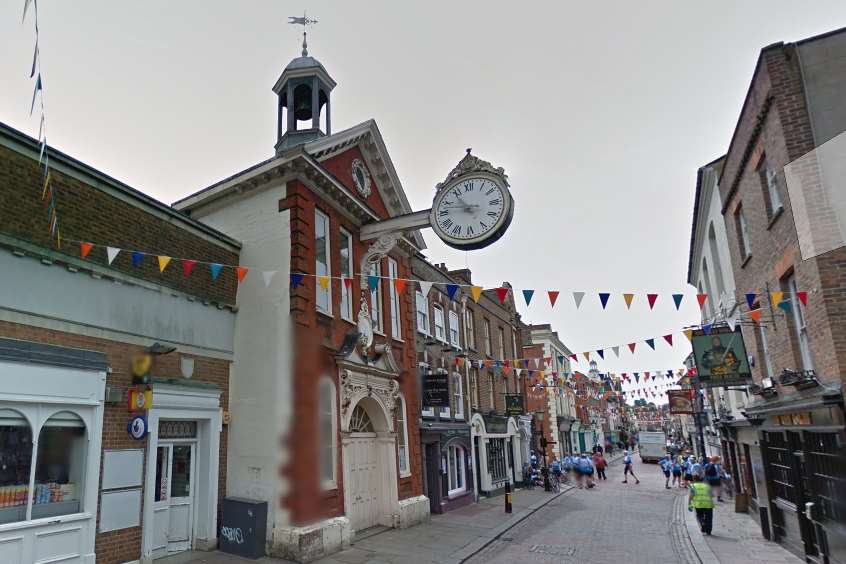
[429,150,514,250]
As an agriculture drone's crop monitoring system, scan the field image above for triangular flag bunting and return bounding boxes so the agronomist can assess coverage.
[570,354,577,362]
[771,292,783,309]
[182,259,197,278]
[612,346,620,358]
[749,309,762,324]
[368,275,379,291]
[318,275,330,291]
[596,349,605,360]
[419,280,434,296]
[394,279,407,294]
[672,294,683,310]
[583,352,590,361]
[131,251,145,268]
[645,338,655,350]
[623,293,634,309]
[727,317,737,332]
[647,293,658,309]
[628,342,636,353]
[79,242,94,259]
[106,247,120,265]
[209,263,223,280]
[599,292,611,309]
[290,273,304,289]
[235,266,249,283]
[263,271,277,287]
[495,287,509,304]
[522,289,534,306]
[471,286,483,303]
[697,293,708,310]
[634,373,640,383]
[573,291,585,309]
[746,293,757,310]
[702,324,713,335]
[778,299,792,313]
[343,277,353,290]
[157,256,172,273]
[548,290,560,307]
[446,284,460,300]
[683,329,694,342]
[796,291,808,307]
[663,334,673,347]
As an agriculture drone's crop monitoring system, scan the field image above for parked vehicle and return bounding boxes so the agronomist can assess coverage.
[638,431,668,463]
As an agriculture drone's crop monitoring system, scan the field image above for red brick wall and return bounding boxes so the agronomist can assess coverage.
[0,320,230,564]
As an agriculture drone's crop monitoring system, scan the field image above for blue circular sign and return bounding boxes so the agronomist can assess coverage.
[127,415,148,440]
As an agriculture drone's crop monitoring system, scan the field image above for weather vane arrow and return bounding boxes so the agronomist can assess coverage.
[288,12,318,56]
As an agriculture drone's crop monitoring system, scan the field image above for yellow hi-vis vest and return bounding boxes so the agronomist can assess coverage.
[690,482,714,509]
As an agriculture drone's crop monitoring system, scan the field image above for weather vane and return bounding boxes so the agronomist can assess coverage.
[288,12,318,56]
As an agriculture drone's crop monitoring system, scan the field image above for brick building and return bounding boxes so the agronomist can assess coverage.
[0,122,238,562]
[713,28,846,562]
[173,48,428,561]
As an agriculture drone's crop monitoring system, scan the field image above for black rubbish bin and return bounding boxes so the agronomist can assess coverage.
[219,497,267,559]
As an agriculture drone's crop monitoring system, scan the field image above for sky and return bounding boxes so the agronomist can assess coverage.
[3,1,845,404]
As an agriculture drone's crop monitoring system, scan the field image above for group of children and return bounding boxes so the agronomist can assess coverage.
[659,453,726,501]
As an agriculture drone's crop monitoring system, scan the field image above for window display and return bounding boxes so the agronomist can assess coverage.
[0,409,33,525]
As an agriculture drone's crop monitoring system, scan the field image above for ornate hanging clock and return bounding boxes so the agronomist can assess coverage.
[429,149,514,251]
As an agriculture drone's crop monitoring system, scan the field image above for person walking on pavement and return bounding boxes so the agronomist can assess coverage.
[672,456,683,488]
[691,456,704,480]
[593,451,608,480]
[659,454,673,489]
[551,456,562,487]
[581,453,596,488]
[621,450,640,484]
[688,475,715,535]
[563,452,574,484]
[683,455,693,488]
[704,456,723,502]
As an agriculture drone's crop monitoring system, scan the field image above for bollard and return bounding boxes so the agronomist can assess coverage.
[504,481,512,513]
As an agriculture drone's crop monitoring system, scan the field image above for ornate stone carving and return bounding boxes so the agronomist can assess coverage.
[338,369,400,433]
[435,148,510,192]
[356,233,400,353]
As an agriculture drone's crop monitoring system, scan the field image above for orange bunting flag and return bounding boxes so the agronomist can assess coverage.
[471,286,483,303]
[663,334,673,346]
[749,309,762,324]
[495,287,509,304]
[696,293,708,310]
[623,293,634,309]
[157,256,172,273]
[236,266,249,284]
[683,329,694,342]
[583,352,590,361]
[394,278,407,294]
[79,242,94,259]
[548,290,560,307]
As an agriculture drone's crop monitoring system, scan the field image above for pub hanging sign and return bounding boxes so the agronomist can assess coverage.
[505,394,524,416]
[422,369,450,408]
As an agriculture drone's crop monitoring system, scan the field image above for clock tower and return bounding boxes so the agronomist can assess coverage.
[273,34,336,154]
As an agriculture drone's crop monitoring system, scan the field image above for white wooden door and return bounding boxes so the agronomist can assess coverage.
[151,443,196,559]
[347,434,379,531]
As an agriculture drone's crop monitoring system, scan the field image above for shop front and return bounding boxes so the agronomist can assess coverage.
[0,338,106,564]
[420,424,473,514]
[469,413,521,497]
[557,416,574,455]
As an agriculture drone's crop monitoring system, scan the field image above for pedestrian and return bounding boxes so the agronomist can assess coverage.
[659,454,673,489]
[691,457,704,480]
[593,451,608,480]
[688,475,715,535]
[594,443,604,455]
[581,453,596,488]
[563,452,574,484]
[704,456,723,502]
[683,456,693,487]
[621,450,640,484]
[551,456,562,487]
[672,456,683,488]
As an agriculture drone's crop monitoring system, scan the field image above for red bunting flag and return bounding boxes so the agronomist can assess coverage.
[548,290,560,307]
[796,291,808,307]
[663,334,673,346]
[79,242,94,259]
[628,343,636,353]
[496,287,509,304]
[696,293,708,310]
[394,279,407,294]
[749,309,762,324]
[570,354,577,362]
[182,259,197,278]
[343,277,353,290]
[235,266,249,283]
[647,293,658,309]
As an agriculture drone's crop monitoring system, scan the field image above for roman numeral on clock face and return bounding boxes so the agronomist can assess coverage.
[451,225,461,235]
[442,218,453,229]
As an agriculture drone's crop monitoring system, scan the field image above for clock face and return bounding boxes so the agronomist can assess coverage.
[430,175,513,250]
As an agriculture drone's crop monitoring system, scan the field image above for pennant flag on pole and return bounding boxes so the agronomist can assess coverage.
[318,275,330,290]
[663,334,673,347]
[749,309,762,324]
[702,324,713,335]
[106,247,120,265]
[209,263,223,280]
[599,292,611,309]
[573,291,585,309]
[522,289,534,306]
[771,292,784,309]
[182,259,197,278]
[262,271,276,287]
[683,329,694,342]
[548,290,560,307]
[495,287,509,304]
[446,284,459,300]
[796,291,808,307]
[645,338,655,350]
[79,242,93,259]
[647,294,658,309]
[131,251,145,268]
[746,293,757,309]
[696,293,708,310]
[672,294,683,310]
[628,342,636,353]
[612,346,620,358]
[471,286,483,303]
[419,280,434,296]
[157,256,171,273]
[290,273,304,289]
[623,293,634,309]
[394,279,407,294]
[368,275,379,291]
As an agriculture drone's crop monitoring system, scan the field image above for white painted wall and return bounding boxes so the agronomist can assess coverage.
[188,182,292,537]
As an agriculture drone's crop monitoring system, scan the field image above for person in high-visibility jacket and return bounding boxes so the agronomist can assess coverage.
[688,475,715,535]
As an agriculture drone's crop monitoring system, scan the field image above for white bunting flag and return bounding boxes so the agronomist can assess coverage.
[727,317,737,332]
[573,291,585,309]
[263,271,277,287]
[514,368,522,379]
[612,346,620,358]
[106,247,120,265]
[418,280,433,296]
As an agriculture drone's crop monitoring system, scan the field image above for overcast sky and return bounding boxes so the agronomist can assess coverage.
[3,1,845,403]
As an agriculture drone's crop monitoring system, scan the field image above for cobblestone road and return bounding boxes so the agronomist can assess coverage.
[466,455,686,564]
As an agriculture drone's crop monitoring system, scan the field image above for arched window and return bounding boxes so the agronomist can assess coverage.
[0,408,33,524]
[319,378,337,488]
[446,444,466,496]
[708,223,726,298]
[33,411,86,519]
[350,405,374,433]
[396,395,410,476]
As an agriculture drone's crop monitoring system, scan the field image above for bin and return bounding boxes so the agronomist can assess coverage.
[219,497,267,559]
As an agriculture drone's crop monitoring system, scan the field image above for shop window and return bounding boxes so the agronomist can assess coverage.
[154,446,169,502]
[487,438,507,482]
[32,411,86,519]
[0,409,33,525]
[319,378,337,488]
[396,395,410,476]
[447,445,466,496]
[170,445,192,499]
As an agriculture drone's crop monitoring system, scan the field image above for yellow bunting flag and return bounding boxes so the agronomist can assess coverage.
[157,256,171,273]
[41,171,51,199]
[771,292,783,309]
[318,275,330,291]
[471,286,483,303]
[683,329,694,343]
[623,293,634,309]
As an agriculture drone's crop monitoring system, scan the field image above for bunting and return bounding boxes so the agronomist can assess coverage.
[598,292,611,309]
[495,287,509,304]
[548,290,560,307]
[672,294,683,310]
[573,291,585,309]
[446,284,460,300]
[623,293,634,309]
[646,293,658,309]
[522,289,534,306]
[470,285,483,303]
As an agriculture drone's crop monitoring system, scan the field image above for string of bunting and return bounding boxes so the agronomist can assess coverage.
[22,0,60,247]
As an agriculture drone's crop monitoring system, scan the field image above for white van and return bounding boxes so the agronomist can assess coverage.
[638,431,668,463]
